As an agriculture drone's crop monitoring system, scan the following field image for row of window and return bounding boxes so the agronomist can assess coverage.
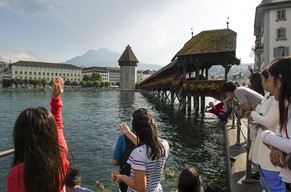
[276,9,288,40]
[274,9,289,58]
[13,66,79,73]
[15,76,80,81]
[14,71,80,77]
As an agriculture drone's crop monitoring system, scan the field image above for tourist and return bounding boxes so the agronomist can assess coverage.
[6,77,69,192]
[65,167,94,192]
[249,68,285,191]
[177,167,203,192]
[222,80,263,180]
[249,71,265,96]
[205,97,233,121]
[112,126,136,192]
[222,80,263,117]
[261,56,291,191]
[114,108,170,192]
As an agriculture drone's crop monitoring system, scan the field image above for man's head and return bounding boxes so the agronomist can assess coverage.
[222,81,237,98]
[65,167,81,191]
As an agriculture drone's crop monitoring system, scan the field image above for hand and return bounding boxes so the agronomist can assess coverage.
[114,174,123,183]
[119,123,130,134]
[51,77,64,99]
[239,108,244,117]
[269,147,286,168]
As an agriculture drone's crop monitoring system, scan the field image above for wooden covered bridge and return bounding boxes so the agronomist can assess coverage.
[136,28,240,111]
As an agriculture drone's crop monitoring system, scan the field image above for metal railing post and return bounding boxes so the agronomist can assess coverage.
[243,112,253,184]
[0,148,14,158]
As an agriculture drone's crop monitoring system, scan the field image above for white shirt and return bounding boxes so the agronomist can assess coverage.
[127,139,169,192]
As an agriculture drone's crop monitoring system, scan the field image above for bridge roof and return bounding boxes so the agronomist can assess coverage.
[172,28,237,60]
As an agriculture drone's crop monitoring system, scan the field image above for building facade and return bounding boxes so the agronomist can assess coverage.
[10,61,82,82]
[137,70,156,83]
[82,66,120,83]
[254,0,291,70]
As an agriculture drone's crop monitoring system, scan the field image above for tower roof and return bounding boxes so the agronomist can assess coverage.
[118,45,139,66]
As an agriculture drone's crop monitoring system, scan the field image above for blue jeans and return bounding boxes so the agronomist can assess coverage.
[218,107,233,121]
[259,167,286,192]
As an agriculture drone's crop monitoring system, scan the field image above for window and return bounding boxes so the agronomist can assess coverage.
[277,28,286,40]
[277,10,286,21]
[274,47,289,58]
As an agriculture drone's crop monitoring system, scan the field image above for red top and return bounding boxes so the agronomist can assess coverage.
[6,97,69,192]
[208,102,226,117]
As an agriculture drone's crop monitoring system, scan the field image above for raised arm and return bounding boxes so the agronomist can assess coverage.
[119,123,138,145]
[50,77,64,129]
[50,77,69,170]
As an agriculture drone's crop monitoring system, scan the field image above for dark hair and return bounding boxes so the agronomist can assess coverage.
[268,56,291,131]
[132,108,165,160]
[222,81,237,93]
[12,107,65,192]
[65,167,81,187]
[205,184,224,192]
[249,72,264,96]
[261,68,269,80]
[177,168,201,192]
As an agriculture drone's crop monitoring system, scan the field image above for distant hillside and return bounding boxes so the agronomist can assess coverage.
[209,63,253,78]
[64,48,163,71]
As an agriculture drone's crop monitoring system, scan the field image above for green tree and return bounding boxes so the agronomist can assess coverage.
[91,73,102,81]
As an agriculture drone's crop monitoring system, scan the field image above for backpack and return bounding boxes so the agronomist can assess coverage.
[119,135,135,192]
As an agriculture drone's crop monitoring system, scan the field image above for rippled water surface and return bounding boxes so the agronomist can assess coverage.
[0,90,229,191]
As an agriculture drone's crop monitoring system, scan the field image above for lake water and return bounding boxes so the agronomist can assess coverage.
[0,90,229,191]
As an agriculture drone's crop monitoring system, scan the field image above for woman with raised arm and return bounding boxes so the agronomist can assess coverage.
[114,108,170,192]
[6,77,69,192]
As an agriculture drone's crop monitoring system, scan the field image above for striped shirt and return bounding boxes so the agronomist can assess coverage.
[127,139,169,192]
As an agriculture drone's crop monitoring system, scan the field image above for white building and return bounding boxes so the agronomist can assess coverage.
[137,70,156,83]
[82,66,120,83]
[10,61,82,82]
[254,0,291,70]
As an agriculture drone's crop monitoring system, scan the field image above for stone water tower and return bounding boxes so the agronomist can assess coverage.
[118,45,139,90]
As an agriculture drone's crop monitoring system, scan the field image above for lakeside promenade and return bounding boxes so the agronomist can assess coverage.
[226,117,262,192]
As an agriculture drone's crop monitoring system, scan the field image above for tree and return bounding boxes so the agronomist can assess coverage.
[91,72,102,81]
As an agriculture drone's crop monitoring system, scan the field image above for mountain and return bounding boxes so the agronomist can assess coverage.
[64,48,163,71]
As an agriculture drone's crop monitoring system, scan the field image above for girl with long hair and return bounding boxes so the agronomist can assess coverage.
[261,56,291,190]
[6,77,69,192]
[177,168,203,192]
[249,68,285,191]
[115,108,170,192]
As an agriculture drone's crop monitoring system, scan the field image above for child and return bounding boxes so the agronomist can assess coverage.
[177,167,203,192]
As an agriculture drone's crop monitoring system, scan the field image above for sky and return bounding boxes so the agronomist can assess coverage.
[0,0,262,66]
